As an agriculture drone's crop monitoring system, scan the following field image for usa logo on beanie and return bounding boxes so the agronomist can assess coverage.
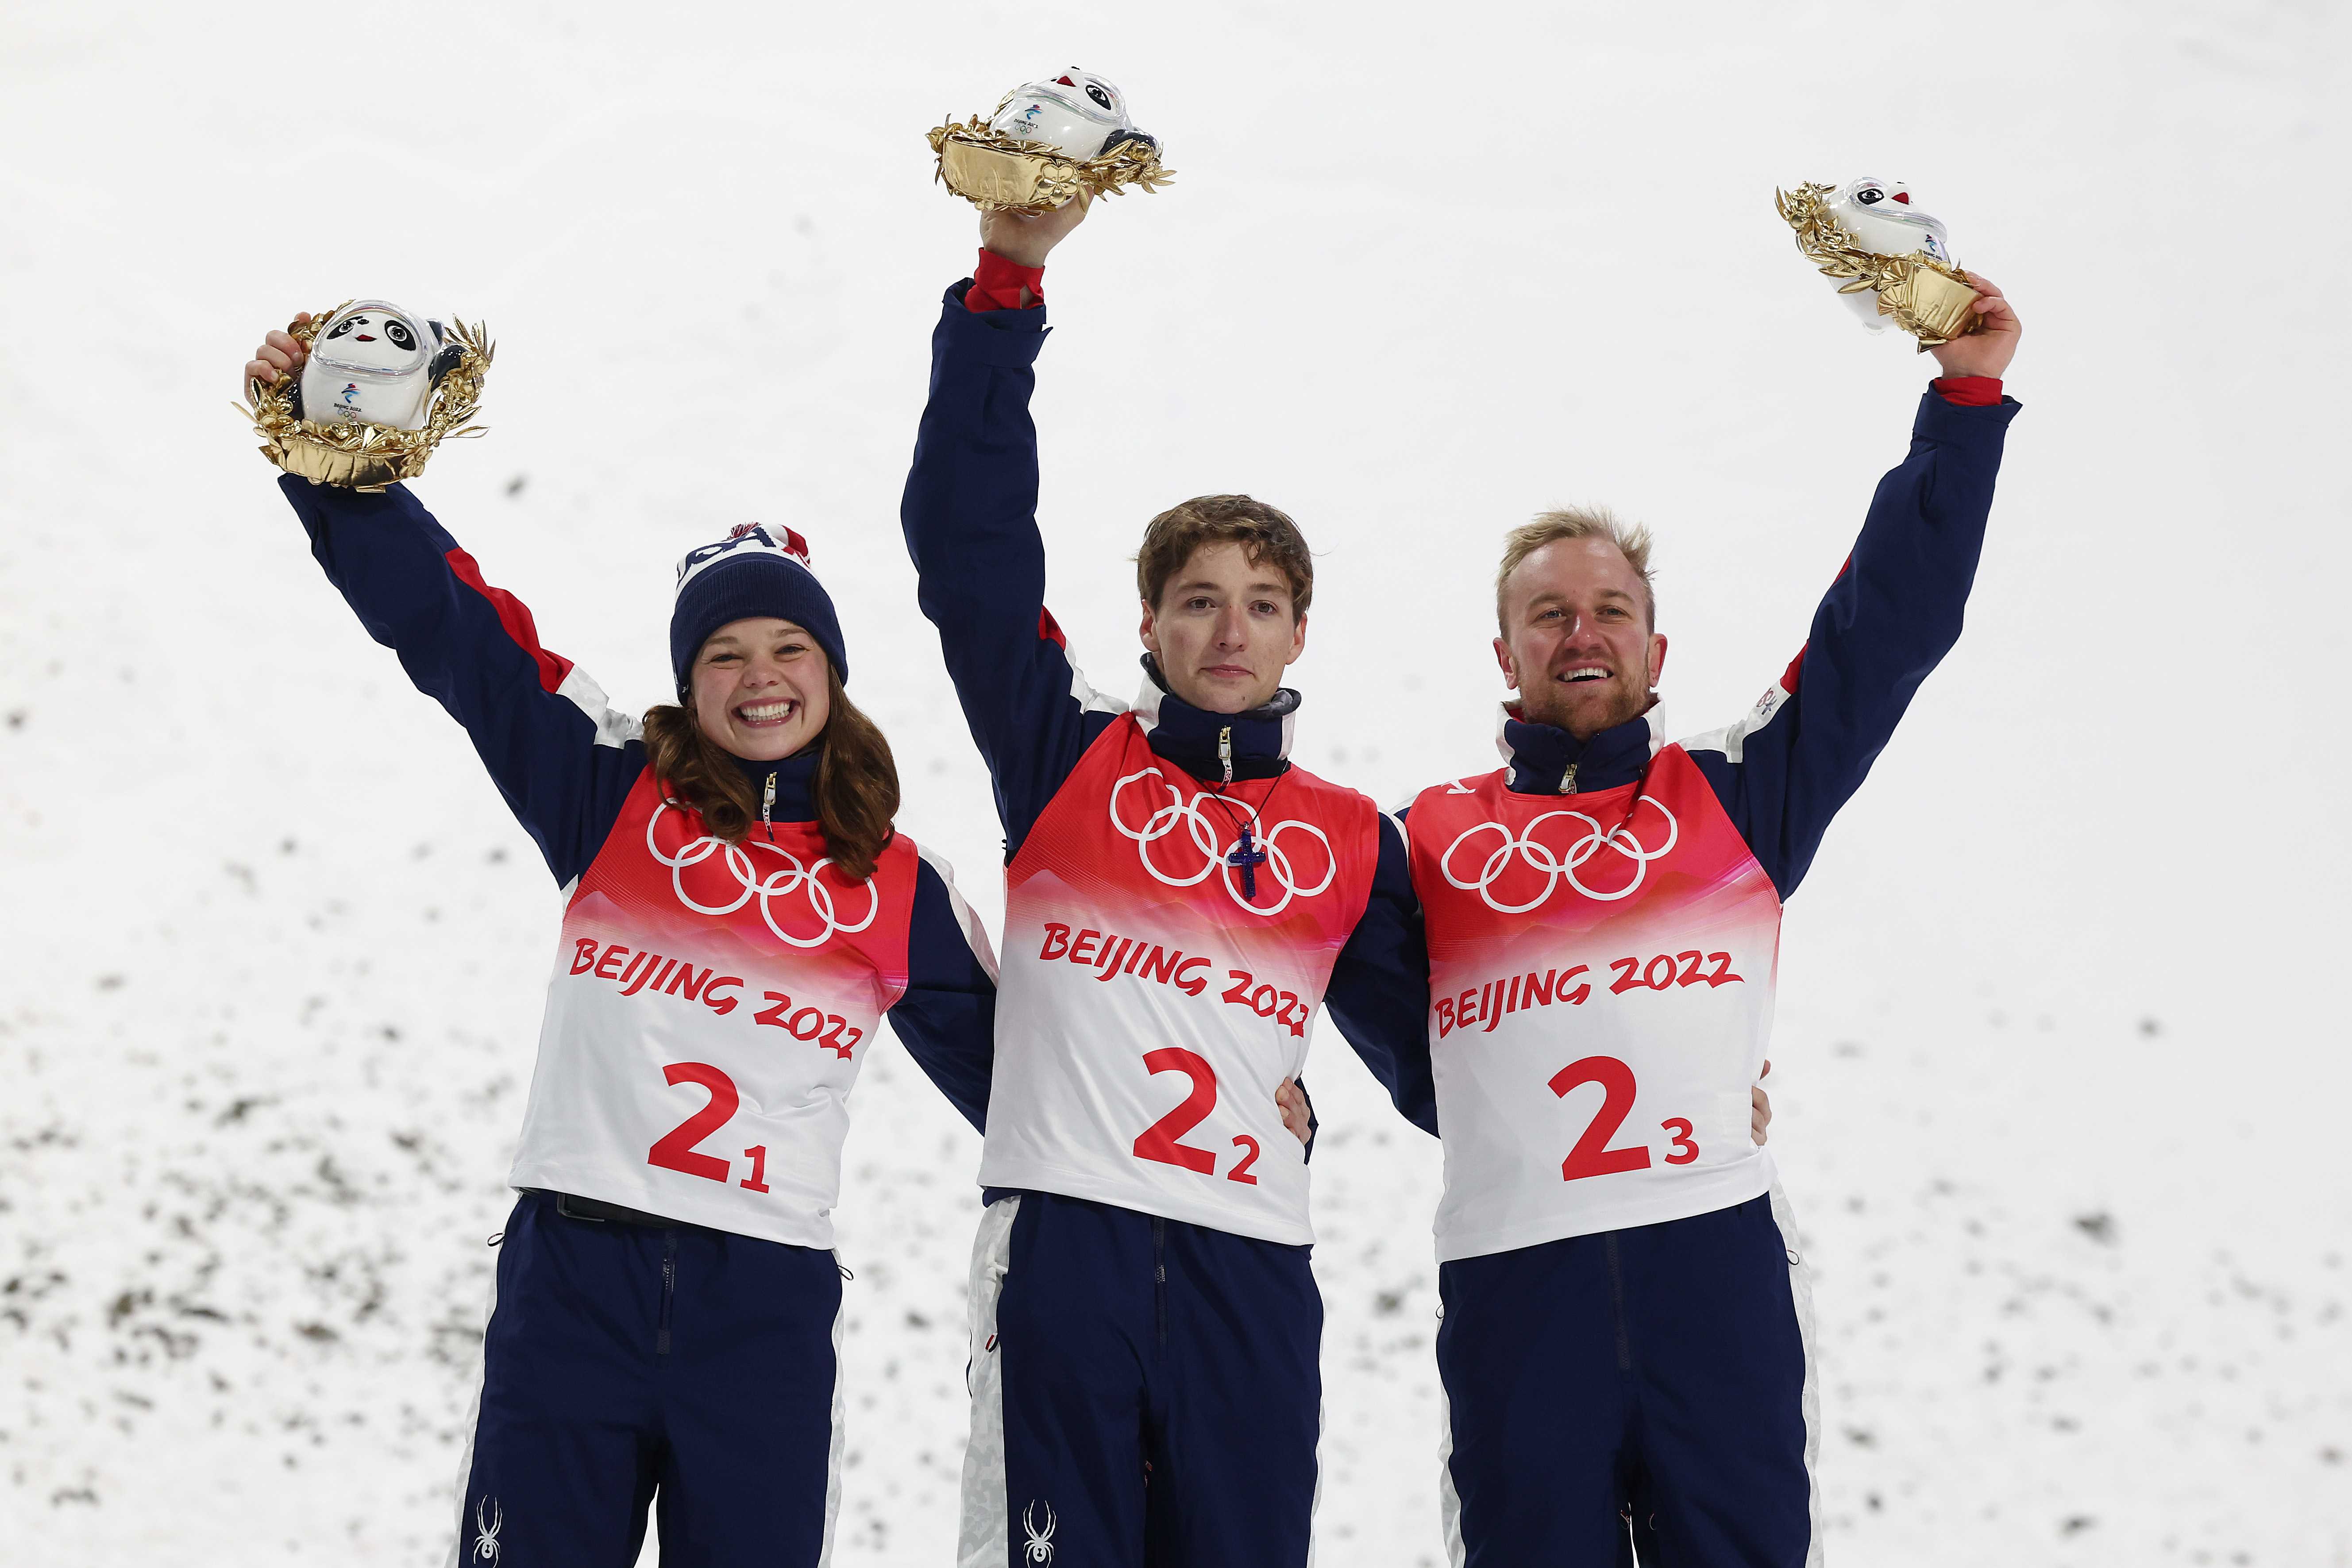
[675,522,814,593]
[670,522,849,695]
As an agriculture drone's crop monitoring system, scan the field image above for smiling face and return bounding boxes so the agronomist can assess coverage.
[690,616,833,762]
[1138,542,1307,714]
[313,304,432,375]
[1494,536,1668,741]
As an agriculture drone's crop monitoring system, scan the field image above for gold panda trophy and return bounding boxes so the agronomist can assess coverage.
[927,72,1173,216]
[1775,183,1983,349]
[238,304,494,492]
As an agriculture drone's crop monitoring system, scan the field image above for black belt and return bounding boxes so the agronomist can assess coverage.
[536,1190,689,1229]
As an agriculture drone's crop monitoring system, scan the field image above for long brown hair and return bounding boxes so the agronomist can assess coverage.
[640,663,901,881]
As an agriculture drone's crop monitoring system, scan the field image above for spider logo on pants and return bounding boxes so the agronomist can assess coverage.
[1022,1499,1056,1564]
[470,1496,502,1564]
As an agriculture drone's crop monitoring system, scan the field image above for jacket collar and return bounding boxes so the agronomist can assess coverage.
[1495,702,1662,795]
[1132,656,1296,783]
[728,746,820,822]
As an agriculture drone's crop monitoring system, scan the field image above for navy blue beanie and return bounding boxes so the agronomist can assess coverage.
[669,524,848,698]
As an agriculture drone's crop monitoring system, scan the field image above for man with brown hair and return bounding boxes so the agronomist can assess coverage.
[1398,281,2022,1565]
[900,202,1439,1568]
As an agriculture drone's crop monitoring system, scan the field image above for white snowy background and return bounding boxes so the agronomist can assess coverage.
[4,1,2348,1563]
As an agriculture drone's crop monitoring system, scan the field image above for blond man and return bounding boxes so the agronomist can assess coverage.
[1392,281,2022,1565]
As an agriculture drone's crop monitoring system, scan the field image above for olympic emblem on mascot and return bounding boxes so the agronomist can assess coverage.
[1108,767,1334,916]
[1440,797,1678,912]
[645,800,879,948]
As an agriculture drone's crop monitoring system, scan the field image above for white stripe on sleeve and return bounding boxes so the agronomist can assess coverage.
[917,842,1002,984]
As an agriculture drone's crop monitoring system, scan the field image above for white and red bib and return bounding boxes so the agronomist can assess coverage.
[511,771,918,1248]
[982,716,1380,1244]
[1405,747,1782,1261]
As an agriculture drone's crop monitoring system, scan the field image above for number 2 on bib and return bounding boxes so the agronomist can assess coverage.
[1549,1056,1700,1181]
[1132,1048,1260,1184]
[647,1061,771,1193]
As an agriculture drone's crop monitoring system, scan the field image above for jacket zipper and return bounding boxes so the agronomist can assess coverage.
[1217,726,1234,785]
[1560,762,1579,795]
[762,771,777,841]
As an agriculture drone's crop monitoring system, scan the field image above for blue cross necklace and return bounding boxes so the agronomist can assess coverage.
[1207,763,1285,902]
[1228,820,1269,898]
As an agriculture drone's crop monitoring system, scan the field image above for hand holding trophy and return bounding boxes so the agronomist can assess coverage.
[238,300,492,491]
[927,69,1172,217]
[1775,179,1974,340]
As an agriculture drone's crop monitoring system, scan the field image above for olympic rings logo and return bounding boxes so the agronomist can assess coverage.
[1439,797,1679,913]
[644,801,878,948]
[1108,767,1335,916]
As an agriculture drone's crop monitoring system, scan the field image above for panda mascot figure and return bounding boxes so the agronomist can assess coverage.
[295,300,466,431]
[985,70,1153,160]
[240,298,491,492]
[928,68,1172,214]
[1776,177,1983,347]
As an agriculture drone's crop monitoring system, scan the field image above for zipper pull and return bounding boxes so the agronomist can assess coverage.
[763,771,777,840]
[1218,725,1234,785]
[1560,763,1578,795]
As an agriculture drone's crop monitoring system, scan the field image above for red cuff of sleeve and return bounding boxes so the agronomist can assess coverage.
[1932,376,2003,407]
[966,249,1045,313]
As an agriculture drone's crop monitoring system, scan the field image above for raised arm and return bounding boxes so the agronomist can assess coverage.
[279,476,648,886]
[899,201,1127,860]
[250,320,646,886]
[1681,277,2024,898]
[886,847,1002,1132]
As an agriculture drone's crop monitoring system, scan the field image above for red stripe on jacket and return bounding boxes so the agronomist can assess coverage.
[445,547,575,694]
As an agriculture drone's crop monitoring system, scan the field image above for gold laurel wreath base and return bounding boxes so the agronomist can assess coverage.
[1775,184,1983,350]
[926,113,1175,215]
[237,304,495,492]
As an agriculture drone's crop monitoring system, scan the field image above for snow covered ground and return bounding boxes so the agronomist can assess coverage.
[4,1,2348,1562]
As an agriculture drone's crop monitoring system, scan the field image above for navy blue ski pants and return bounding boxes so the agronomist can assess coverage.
[961,1192,1323,1568]
[1438,1192,1817,1567]
[453,1191,844,1567]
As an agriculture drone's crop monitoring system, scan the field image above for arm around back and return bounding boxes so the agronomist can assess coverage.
[886,844,1002,1132]
[1320,811,1441,1135]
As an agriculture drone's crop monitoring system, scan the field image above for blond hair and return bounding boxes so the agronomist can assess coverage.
[1494,506,1656,634]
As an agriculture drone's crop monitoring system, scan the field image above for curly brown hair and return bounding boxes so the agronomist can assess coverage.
[1134,494,1314,616]
[639,662,901,882]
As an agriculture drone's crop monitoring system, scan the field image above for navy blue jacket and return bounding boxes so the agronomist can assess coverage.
[278,474,999,1130]
[1370,385,2021,1136]
[1466,388,2021,898]
[900,285,1439,1136]
[899,281,2017,1143]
